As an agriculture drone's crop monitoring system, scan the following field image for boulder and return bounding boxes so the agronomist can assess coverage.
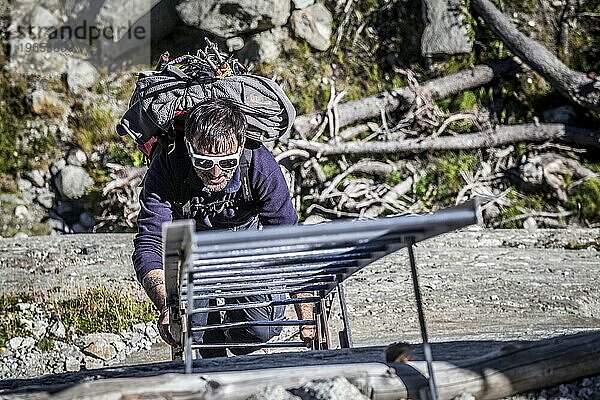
[29,5,61,30]
[66,149,88,167]
[176,0,291,38]
[80,334,120,361]
[14,205,32,221]
[226,36,245,52]
[54,165,94,199]
[292,0,315,10]
[64,356,81,372]
[290,3,332,51]
[36,189,55,209]
[66,60,99,93]
[241,27,289,63]
[24,169,46,188]
[30,90,68,118]
[49,321,66,339]
[421,0,473,56]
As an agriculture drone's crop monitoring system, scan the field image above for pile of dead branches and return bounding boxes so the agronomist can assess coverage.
[99,0,599,230]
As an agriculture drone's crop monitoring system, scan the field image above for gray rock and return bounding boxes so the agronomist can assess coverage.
[13,232,29,239]
[79,212,95,228]
[523,217,538,232]
[81,336,118,361]
[50,159,66,176]
[227,36,245,52]
[31,320,48,339]
[14,205,32,221]
[29,5,61,29]
[132,322,147,335]
[49,217,71,233]
[17,178,33,192]
[242,27,289,63]
[176,0,291,37]
[66,149,87,167]
[113,340,126,353]
[30,90,67,118]
[24,169,46,188]
[293,377,369,400]
[64,356,81,372]
[16,303,31,312]
[292,0,314,10]
[8,336,36,351]
[290,3,333,51]
[54,165,94,199]
[84,356,104,370]
[49,321,66,339]
[144,324,159,339]
[543,105,577,124]
[36,189,55,209]
[246,386,301,400]
[66,60,99,93]
[421,0,473,56]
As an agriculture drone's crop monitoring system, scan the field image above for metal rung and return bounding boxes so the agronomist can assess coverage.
[190,253,374,273]
[191,319,316,332]
[189,296,321,313]
[190,268,354,285]
[193,260,360,281]
[191,341,308,349]
[186,275,337,292]
[191,265,358,281]
[182,283,334,300]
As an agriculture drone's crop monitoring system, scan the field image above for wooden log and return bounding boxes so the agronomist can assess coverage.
[44,331,600,400]
[289,123,600,156]
[292,58,522,138]
[471,0,600,111]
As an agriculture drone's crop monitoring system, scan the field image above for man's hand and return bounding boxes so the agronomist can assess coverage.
[157,306,178,346]
[299,324,316,345]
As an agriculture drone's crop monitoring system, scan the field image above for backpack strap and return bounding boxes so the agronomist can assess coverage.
[239,148,253,203]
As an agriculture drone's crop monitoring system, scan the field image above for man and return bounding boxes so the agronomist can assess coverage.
[132,98,315,357]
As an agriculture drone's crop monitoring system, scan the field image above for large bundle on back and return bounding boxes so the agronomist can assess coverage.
[116,39,296,159]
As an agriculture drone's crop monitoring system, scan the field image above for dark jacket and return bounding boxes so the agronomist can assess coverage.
[132,136,298,282]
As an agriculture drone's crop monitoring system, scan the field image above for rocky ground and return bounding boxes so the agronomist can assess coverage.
[0,228,598,399]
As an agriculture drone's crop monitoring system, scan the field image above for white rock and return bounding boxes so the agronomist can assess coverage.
[24,169,46,187]
[84,356,104,370]
[8,337,24,350]
[66,60,99,93]
[523,217,538,233]
[54,165,94,199]
[49,321,66,339]
[226,37,245,52]
[290,3,333,51]
[32,320,49,338]
[16,303,31,311]
[145,324,159,339]
[66,149,87,167]
[132,323,146,334]
[292,0,314,10]
[16,178,33,192]
[65,356,81,372]
[13,232,29,239]
[14,205,32,221]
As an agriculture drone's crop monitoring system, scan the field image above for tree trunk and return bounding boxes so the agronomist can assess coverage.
[292,58,522,138]
[289,123,600,156]
[471,0,600,111]
[41,332,600,400]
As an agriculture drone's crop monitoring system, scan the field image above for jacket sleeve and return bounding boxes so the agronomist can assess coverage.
[253,151,298,227]
[132,151,178,282]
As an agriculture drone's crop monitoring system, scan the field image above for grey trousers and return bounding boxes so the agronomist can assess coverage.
[191,216,286,358]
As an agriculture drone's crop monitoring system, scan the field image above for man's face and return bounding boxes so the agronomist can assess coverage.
[186,138,241,192]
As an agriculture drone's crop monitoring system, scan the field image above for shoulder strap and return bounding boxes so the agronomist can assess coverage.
[239,148,253,203]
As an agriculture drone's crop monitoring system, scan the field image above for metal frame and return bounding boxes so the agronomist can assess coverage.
[163,199,481,397]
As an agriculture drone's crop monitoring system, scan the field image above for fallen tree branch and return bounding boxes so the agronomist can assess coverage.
[471,0,600,111]
[292,58,522,138]
[289,123,600,156]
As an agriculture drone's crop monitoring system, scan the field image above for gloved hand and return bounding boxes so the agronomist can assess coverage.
[157,306,178,346]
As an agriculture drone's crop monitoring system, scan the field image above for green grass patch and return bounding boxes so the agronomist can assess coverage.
[54,286,155,336]
[70,104,117,154]
[566,178,600,221]
[0,294,34,348]
[413,152,479,207]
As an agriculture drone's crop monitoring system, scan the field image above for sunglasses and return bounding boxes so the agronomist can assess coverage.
[186,141,241,170]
